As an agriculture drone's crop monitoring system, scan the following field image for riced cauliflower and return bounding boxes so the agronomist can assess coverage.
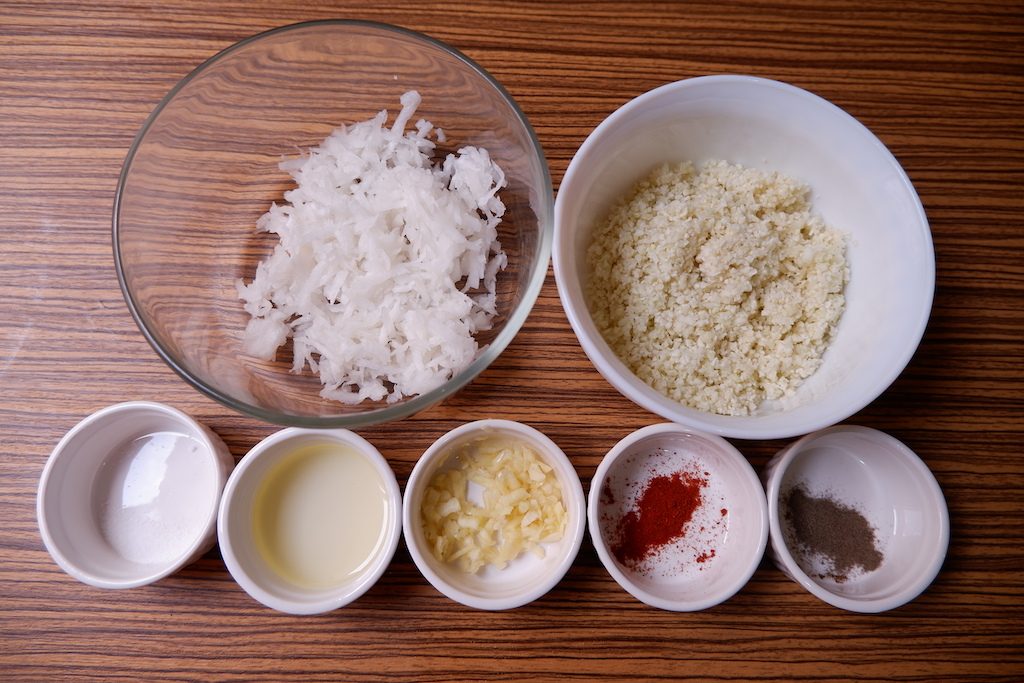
[586,160,847,416]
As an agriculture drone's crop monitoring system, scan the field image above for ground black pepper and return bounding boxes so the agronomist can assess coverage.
[782,484,883,583]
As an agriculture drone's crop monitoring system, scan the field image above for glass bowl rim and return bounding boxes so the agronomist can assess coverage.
[112,19,554,428]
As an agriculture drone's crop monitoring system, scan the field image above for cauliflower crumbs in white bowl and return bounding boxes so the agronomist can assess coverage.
[586,159,849,417]
[554,75,934,440]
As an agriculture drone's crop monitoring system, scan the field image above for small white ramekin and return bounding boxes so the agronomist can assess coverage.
[403,420,586,610]
[764,424,949,613]
[217,428,402,615]
[37,401,234,589]
[589,423,768,611]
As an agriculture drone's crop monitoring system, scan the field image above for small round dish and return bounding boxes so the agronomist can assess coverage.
[763,425,949,613]
[218,428,401,615]
[403,420,586,610]
[589,423,767,611]
[37,402,234,589]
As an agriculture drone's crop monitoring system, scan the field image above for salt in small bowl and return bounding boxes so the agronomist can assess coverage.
[37,401,234,589]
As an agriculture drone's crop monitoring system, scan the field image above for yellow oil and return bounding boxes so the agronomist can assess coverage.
[252,441,388,589]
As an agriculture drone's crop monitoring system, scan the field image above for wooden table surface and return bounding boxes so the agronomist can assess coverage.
[2,1,1022,681]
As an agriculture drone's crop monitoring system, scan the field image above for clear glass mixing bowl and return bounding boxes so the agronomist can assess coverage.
[114,20,552,427]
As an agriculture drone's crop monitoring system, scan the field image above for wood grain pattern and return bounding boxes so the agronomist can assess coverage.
[2,1,1022,680]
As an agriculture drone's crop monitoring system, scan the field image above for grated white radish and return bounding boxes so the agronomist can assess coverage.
[237,91,508,404]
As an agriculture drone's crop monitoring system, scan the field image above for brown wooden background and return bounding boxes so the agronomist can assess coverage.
[2,1,1022,680]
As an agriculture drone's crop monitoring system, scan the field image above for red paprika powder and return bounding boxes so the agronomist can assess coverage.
[610,470,707,567]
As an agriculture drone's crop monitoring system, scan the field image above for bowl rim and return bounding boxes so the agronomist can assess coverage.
[402,419,586,610]
[216,427,403,614]
[552,74,935,440]
[36,401,230,589]
[112,19,553,428]
[763,424,950,613]
[586,422,769,611]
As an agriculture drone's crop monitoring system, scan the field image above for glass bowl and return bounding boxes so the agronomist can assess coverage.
[114,20,552,427]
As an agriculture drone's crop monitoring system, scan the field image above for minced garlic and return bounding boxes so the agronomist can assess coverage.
[421,435,567,573]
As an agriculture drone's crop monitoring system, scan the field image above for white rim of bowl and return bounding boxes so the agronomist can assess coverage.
[36,401,230,589]
[112,19,554,429]
[764,424,950,613]
[217,427,402,614]
[403,419,586,610]
[552,74,935,440]
[588,423,768,611]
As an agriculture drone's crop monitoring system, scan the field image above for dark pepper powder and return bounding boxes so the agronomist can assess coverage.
[782,485,884,583]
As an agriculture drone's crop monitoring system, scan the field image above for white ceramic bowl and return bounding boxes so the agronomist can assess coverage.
[218,428,402,614]
[589,423,767,611]
[763,425,949,612]
[553,75,934,440]
[37,402,234,589]
[403,420,586,610]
